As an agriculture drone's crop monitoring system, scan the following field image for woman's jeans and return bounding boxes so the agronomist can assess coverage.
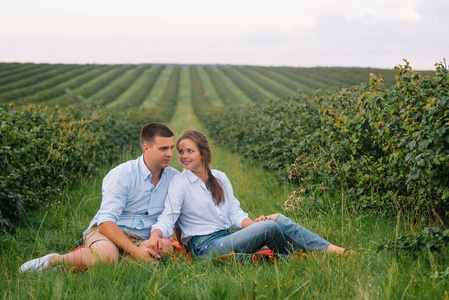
[187,214,330,257]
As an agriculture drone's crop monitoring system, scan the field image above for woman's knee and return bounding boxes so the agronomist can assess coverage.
[273,213,294,225]
[269,213,280,220]
[259,220,283,236]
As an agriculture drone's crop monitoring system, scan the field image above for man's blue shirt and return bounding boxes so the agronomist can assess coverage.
[85,155,179,240]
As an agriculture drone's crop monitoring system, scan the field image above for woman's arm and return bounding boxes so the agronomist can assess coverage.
[240,218,254,228]
[241,214,280,228]
[151,178,184,238]
[218,172,249,228]
[148,229,164,258]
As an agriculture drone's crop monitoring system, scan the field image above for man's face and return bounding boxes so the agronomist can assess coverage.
[143,136,174,171]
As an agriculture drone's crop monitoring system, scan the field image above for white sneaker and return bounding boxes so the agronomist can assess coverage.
[19,253,59,273]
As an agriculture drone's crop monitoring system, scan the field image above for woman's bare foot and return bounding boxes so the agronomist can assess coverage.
[327,244,354,255]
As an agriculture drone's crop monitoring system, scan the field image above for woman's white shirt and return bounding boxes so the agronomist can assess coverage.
[151,169,249,244]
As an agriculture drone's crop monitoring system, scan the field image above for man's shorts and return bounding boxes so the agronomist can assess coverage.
[83,223,144,250]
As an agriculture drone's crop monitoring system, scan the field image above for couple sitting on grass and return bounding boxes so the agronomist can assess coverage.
[20,123,350,273]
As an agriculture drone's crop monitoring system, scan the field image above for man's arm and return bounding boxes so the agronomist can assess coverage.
[99,222,153,261]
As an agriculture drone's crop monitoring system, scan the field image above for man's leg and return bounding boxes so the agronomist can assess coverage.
[19,240,119,273]
[19,224,121,273]
[50,240,119,267]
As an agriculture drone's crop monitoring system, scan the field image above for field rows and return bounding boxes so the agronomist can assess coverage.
[0,62,423,110]
[1,60,447,299]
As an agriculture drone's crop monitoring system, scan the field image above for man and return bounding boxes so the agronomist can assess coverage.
[19,122,179,272]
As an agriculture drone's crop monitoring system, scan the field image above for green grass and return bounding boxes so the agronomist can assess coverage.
[1,65,448,299]
[234,67,292,99]
[107,67,155,108]
[219,66,276,102]
[212,67,253,105]
[196,67,223,107]
[2,168,448,299]
[140,67,173,108]
[85,66,143,106]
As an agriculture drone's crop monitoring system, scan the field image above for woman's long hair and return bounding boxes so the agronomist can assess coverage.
[177,130,225,205]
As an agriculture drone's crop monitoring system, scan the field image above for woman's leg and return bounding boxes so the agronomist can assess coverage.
[207,221,290,255]
[273,214,331,251]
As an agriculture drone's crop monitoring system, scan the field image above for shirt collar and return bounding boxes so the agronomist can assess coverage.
[138,155,151,179]
[183,169,200,183]
[139,155,166,181]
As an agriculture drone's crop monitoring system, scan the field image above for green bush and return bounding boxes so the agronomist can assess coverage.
[208,92,319,179]
[378,227,449,257]
[207,61,449,222]
[0,104,162,229]
[312,60,449,220]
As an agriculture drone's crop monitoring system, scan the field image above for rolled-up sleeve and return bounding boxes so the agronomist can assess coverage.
[97,167,128,225]
[152,177,184,238]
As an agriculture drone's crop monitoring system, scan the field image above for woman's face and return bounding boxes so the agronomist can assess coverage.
[178,138,204,172]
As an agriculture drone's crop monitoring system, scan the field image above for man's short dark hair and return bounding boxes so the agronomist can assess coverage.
[140,123,174,145]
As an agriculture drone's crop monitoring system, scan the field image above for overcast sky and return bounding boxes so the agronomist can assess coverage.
[1,0,447,69]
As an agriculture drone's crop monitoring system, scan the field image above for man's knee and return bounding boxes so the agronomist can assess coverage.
[89,241,119,263]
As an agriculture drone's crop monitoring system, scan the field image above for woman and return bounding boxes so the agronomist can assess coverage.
[148,130,349,258]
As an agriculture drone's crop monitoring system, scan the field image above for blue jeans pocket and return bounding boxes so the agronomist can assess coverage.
[188,234,213,256]
[187,230,228,257]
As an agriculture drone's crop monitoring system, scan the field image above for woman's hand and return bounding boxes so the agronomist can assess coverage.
[147,229,164,259]
[241,218,254,228]
[132,242,155,262]
[254,215,268,222]
[254,213,279,222]
[241,213,280,228]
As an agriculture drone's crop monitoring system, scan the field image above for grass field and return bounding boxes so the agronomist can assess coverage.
[0,62,447,299]
[3,62,431,108]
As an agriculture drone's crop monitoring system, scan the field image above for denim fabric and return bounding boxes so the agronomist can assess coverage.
[188,221,289,256]
[187,214,330,257]
[274,214,330,251]
[187,230,229,257]
[152,169,248,243]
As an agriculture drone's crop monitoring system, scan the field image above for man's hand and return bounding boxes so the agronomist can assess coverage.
[99,221,152,262]
[133,243,154,262]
